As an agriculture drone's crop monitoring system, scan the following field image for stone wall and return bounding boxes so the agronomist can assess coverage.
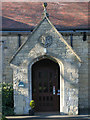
[2,35,20,83]
[13,67,29,114]
[1,30,89,114]
[0,38,3,118]
[73,33,88,114]
[62,32,88,114]
[10,17,82,115]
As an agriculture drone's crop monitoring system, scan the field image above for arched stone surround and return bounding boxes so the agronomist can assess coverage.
[28,55,64,114]
[12,52,79,115]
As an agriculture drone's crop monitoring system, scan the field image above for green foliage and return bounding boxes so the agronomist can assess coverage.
[1,115,8,120]
[2,83,14,116]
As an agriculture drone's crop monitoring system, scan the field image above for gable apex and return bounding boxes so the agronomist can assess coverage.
[10,15,81,64]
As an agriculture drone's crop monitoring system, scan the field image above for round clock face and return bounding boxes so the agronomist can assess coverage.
[39,34,53,48]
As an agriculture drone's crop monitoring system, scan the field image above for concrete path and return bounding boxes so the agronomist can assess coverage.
[6,115,90,120]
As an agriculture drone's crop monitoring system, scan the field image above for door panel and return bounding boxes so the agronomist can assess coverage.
[32,59,60,112]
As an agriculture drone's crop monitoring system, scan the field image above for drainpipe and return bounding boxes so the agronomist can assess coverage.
[18,34,21,47]
[70,33,73,48]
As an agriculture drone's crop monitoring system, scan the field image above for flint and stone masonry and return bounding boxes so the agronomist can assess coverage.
[1,17,89,114]
[9,17,81,115]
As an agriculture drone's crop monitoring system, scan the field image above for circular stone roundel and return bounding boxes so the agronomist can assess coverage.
[38,34,53,48]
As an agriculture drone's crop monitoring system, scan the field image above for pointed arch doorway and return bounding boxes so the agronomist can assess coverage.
[32,58,60,112]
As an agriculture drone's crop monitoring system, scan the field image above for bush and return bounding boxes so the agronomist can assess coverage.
[1,115,8,120]
[2,83,14,116]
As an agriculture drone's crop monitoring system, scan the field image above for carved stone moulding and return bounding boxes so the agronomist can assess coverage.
[38,34,53,48]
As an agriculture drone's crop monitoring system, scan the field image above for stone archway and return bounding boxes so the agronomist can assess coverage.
[29,55,64,114]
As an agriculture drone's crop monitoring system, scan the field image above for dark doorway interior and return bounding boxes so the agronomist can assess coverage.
[32,59,60,112]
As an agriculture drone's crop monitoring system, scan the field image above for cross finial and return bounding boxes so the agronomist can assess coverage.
[43,2,49,18]
[43,2,47,10]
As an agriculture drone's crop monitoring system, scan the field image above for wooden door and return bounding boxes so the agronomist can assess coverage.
[32,59,60,112]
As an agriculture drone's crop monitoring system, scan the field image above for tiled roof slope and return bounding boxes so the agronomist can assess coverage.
[2,2,89,30]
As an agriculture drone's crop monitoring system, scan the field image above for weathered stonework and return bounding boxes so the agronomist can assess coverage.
[9,17,81,115]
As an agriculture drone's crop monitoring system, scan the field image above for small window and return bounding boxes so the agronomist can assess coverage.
[83,32,87,41]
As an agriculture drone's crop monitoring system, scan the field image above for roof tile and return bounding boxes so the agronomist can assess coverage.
[2,2,89,30]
